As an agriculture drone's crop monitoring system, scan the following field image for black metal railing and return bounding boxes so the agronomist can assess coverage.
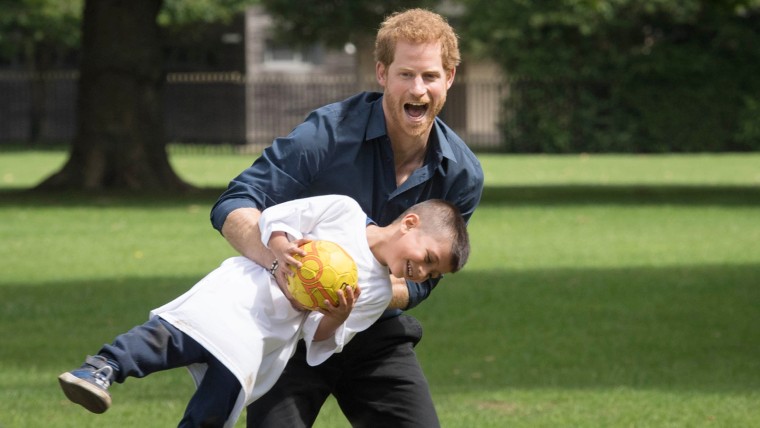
[0,71,505,150]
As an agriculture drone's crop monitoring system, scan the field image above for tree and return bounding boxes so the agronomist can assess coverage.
[36,0,249,191]
[37,0,184,191]
[460,0,760,152]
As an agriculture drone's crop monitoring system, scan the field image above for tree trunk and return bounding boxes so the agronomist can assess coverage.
[26,40,45,145]
[38,0,190,192]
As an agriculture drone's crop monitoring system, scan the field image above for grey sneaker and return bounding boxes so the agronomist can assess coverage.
[58,355,115,414]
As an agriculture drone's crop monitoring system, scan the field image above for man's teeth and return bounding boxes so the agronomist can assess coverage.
[405,103,428,118]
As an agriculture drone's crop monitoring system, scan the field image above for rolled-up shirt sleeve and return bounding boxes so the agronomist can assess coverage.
[210,113,328,232]
[404,277,439,310]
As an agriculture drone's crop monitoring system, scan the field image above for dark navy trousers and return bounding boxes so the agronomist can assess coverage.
[99,317,241,428]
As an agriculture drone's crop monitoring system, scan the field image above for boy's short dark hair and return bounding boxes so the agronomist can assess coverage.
[400,199,470,273]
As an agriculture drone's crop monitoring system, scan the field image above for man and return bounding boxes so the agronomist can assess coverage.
[210,8,484,427]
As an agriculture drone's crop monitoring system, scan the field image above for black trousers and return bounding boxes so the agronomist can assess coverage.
[246,314,440,428]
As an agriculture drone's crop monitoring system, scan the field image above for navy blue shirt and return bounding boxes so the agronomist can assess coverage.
[211,91,484,311]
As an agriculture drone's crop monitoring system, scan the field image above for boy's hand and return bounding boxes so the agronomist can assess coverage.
[267,233,311,311]
[318,284,361,322]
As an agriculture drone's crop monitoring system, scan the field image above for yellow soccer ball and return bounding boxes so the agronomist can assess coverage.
[287,240,358,310]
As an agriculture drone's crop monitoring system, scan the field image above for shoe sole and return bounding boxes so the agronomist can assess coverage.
[58,372,112,414]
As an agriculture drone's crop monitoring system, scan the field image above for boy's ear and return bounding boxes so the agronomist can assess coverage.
[402,213,420,231]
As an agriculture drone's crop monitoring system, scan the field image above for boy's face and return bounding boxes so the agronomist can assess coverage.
[386,215,453,282]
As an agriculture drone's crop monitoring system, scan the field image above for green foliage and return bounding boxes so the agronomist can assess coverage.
[0,0,83,63]
[158,0,253,26]
[0,0,256,64]
[461,0,760,152]
[259,0,438,47]
[736,96,760,147]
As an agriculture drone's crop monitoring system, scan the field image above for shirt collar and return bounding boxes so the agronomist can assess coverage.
[366,94,387,141]
[431,118,457,162]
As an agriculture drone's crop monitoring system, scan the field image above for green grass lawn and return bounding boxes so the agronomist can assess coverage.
[1,149,759,427]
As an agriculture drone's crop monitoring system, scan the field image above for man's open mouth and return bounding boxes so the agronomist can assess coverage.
[404,102,428,118]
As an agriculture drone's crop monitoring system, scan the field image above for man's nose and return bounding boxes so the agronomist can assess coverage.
[410,76,426,97]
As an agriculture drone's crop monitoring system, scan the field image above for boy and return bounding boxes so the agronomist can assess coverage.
[58,194,469,428]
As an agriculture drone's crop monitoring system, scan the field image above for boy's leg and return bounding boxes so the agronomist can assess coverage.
[59,317,209,414]
[83,316,241,425]
[178,354,242,428]
[100,317,207,381]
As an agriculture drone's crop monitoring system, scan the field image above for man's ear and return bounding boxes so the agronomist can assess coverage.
[445,67,456,90]
[376,62,387,87]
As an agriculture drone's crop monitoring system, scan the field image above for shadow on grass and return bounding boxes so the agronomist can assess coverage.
[0,187,226,208]
[3,264,759,394]
[1,184,758,208]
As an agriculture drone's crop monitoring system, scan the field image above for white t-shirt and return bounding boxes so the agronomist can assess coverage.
[151,195,391,427]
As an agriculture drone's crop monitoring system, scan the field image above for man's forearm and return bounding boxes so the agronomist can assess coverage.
[387,276,410,310]
[220,207,275,267]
